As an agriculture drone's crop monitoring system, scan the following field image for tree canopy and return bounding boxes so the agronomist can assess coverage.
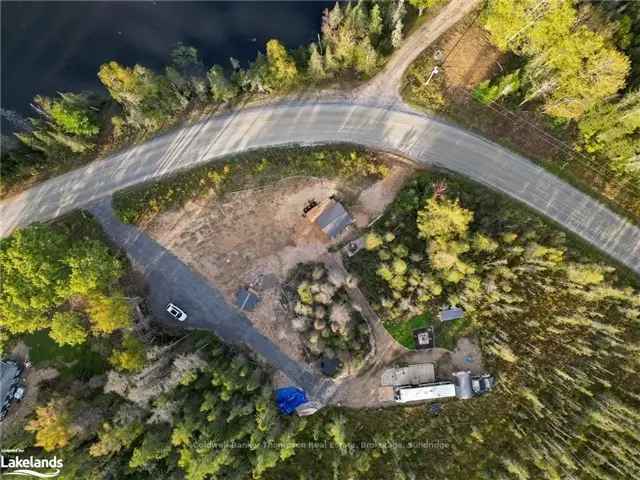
[484,0,631,119]
[0,219,130,348]
[25,400,75,452]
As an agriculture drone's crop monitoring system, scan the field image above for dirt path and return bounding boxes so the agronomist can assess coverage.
[356,0,483,103]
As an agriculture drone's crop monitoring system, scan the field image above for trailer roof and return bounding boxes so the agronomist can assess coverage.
[397,382,456,402]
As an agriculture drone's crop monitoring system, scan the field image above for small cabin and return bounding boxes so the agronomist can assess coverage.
[306,199,353,240]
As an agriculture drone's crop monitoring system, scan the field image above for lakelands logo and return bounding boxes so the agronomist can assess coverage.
[0,452,63,478]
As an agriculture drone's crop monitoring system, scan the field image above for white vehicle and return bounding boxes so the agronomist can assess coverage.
[166,303,187,322]
[13,387,25,401]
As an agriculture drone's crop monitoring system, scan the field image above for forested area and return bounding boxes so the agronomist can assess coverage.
[481,0,639,179]
[1,0,420,196]
[5,173,638,479]
[404,0,640,222]
[336,171,640,479]
[0,213,145,373]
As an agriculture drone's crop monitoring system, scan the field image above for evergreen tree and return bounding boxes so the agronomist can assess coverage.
[15,92,100,158]
[98,61,181,129]
[369,4,383,37]
[206,65,238,102]
[578,89,640,174]
[265,39,299,90]
[308,43,327,81]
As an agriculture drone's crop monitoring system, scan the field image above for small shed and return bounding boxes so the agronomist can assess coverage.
[440,306,464,322]
[413,326,435,350]
[307,199,353,239]
[319,356,340,377]
[235,287,260,311]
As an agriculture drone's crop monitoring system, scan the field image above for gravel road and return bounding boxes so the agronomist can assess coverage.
[2,101,639,274]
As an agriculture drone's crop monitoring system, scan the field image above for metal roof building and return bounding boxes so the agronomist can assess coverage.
[440,306,464,322]
[307,199,353,239]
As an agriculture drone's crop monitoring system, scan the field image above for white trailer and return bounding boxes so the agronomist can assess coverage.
[394,382,456,403]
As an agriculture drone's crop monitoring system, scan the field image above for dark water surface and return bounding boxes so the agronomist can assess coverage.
[1,1,331,116]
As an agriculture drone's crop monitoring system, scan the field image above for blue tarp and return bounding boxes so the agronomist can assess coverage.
[275,387,308,415]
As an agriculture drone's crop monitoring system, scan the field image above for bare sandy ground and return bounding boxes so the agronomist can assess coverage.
[145,164,413,369]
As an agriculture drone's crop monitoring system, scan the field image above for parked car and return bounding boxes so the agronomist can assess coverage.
[471,374,495,395]
[13,386,25,402]
[166,303,187,322]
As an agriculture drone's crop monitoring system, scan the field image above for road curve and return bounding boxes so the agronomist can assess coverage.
[1,100,639,274]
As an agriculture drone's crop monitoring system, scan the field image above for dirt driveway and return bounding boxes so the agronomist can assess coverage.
[145,163,414,371]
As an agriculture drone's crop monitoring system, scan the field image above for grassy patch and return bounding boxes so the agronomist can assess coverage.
[384,312,472,351]
[21,330,108,380]
[436,315,472,351]
[113,146,390,224]
[384,313,431,349]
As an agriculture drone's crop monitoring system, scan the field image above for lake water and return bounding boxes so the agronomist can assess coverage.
[1,1,332,119]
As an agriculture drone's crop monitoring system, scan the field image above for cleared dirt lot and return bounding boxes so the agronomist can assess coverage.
[440,25,505,98]
[144,162,414,369]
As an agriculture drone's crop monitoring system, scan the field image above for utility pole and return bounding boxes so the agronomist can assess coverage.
[425,66,440,86]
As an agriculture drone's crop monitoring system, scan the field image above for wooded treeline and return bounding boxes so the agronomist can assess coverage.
[1,0,417,195]
[479,0,639,184]
[2,177,639,480]
[339,171,640,479]
[0,213,145,373]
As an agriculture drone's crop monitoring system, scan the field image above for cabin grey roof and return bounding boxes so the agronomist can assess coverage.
[310,200,353,239]
[235,288,260,311]
[1,361,20,410]
[440,306,464,322]
[452,370,474,400]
